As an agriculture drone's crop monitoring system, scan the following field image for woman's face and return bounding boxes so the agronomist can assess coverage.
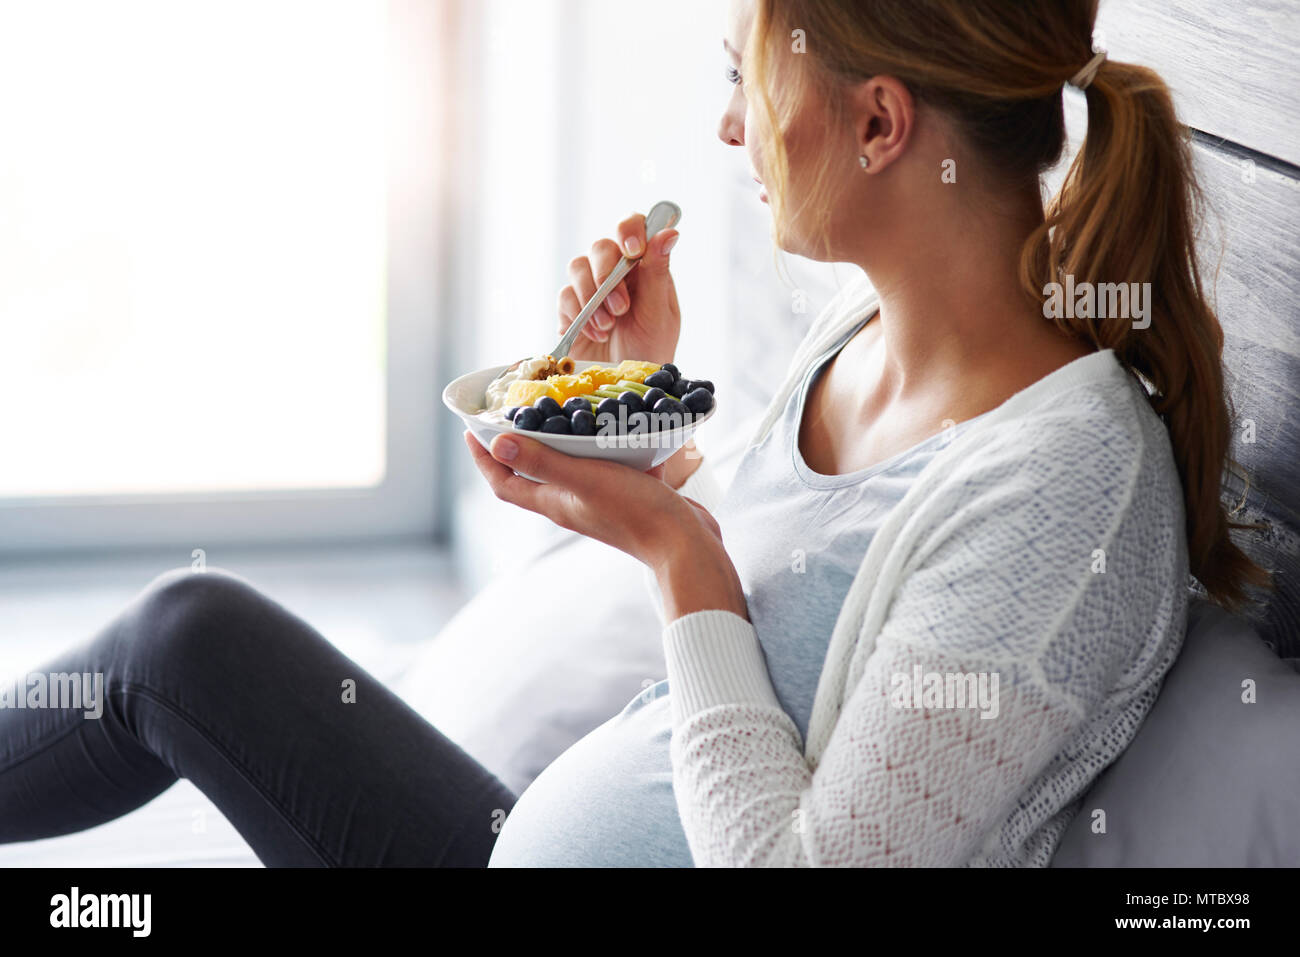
[719,0,861,261]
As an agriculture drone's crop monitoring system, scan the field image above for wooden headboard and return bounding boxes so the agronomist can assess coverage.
[1055,0,1300,653]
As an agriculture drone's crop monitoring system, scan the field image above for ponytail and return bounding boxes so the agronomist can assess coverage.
[1022,60,1273,611]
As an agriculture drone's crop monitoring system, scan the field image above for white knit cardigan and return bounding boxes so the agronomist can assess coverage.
[655,272,1192,866]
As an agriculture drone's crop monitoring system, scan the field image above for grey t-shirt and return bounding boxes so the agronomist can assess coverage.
[488,316,985,866]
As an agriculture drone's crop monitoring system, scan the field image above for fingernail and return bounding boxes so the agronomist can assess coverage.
[661,233,678,256]
[607,289,627,313]
[624,235,641,256]
[494,437,518,461]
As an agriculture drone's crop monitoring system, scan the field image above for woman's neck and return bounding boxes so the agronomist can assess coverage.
[849,193,1091,408]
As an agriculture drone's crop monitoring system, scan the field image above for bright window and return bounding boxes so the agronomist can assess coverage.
[0,0,387,497]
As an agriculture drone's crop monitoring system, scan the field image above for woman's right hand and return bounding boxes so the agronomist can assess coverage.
[557,212,681,366]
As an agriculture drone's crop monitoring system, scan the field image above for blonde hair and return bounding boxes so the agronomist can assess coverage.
[746,0,1272,612]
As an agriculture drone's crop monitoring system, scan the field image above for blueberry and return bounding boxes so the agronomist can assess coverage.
[688,379,714,394]
[535,396,563,419]
[653,395,687,416]
[653,397,688,431]
[660,362,680,379]
[626,410,651,434]
[682,387,714,414]
[643,370,675,391]
[596,396,621,418]
[562,396,590,417]
[513,407,543,431]
[641,387,667,409]
[504,406,521,421]
[666,377,689,399]
[617,390,644,414]
[540,414,572,434]
[570,408,597,436]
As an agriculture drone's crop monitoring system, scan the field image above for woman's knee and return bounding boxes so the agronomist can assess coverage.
[122,567,276,678]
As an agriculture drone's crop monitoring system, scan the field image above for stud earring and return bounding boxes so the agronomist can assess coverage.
[859,154,870,170]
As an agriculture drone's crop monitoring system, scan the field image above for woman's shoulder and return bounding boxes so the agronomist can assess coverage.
[909,353,1189,592]
[944,351,1182,507]
[880,356,1190,703]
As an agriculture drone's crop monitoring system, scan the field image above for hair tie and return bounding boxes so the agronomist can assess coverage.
[1068,47,1107,90]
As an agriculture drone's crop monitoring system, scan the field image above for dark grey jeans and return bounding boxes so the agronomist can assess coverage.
[0,568,517,866]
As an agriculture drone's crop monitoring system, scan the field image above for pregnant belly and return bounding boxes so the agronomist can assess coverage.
[487,681,694,868]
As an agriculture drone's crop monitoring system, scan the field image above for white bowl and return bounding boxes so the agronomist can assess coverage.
[443,360,717,482]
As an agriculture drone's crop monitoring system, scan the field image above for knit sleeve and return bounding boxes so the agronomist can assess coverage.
[662,415,1183,866]
[664,620,1084,866]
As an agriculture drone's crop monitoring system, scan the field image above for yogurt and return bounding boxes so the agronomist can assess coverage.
[481,355,554,413]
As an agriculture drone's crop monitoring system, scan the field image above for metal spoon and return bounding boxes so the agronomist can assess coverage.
[488,200,682,388]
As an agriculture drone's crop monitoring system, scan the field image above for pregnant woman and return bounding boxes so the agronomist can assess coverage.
[0,0,1269,867]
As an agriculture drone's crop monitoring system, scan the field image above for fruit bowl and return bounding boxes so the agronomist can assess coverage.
[443,359,717,482]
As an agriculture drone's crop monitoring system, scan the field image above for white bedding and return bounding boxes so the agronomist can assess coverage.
[0,779,260,867]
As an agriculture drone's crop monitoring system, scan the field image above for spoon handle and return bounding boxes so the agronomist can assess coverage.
[551,200,681,360]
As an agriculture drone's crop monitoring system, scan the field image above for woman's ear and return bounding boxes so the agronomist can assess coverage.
[852,75,915,173]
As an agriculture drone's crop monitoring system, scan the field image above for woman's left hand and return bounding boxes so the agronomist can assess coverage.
[463,430,748,620]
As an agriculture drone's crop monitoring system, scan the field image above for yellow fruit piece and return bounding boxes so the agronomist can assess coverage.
[614,359,661,383]
[505,379,562,407]
[584,365,622,387]
[549,373,597,401]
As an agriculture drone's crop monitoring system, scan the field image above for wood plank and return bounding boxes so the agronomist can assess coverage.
[1095,0,1300,166]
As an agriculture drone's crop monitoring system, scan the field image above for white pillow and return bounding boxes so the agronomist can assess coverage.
[1051,598,1300,866]
[392,533,668,797]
